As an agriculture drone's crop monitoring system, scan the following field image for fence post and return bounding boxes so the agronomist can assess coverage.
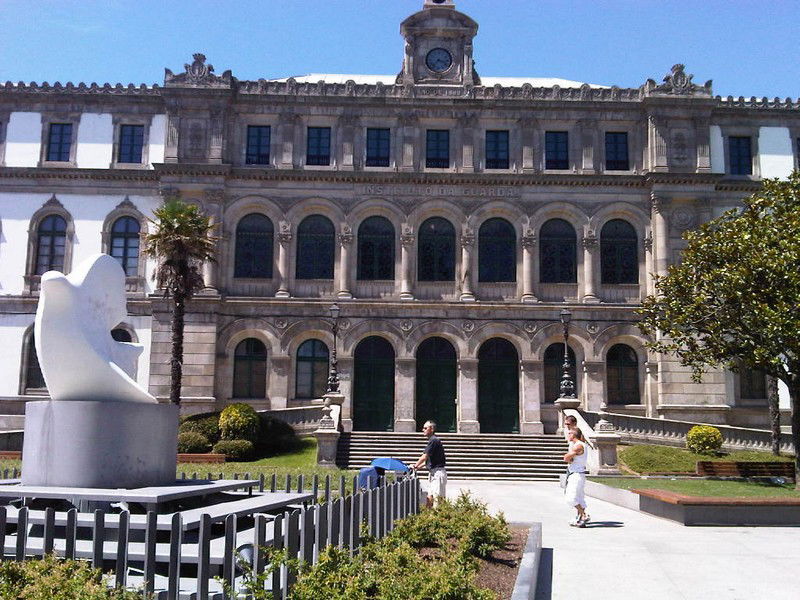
[329,499,340,550]
[14,507,27,561]
[92,510,104,570]
[285,510,300,595]
[222,514,237,598]
[144,511,157,597]
[65,508,77,560]
[312,475,319,501]
[297,474,304,494]
[167,513,183,600]
[197,514,212,600]
[259,473,265,492]
[253,513,268,577]
[313,504,326,564]
[285,474,292,493]
[340,475,346,498]
[42,507,55,555]
[271,514,284,600]
[271,473,277,493]
[115,511,129,590]
[350,493,360,556]
[0,506,6,561]
[341,495,351,551]
[325,475,331,503]
[301,506,314,565]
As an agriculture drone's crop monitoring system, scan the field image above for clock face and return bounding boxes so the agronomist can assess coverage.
[425,48,452,73]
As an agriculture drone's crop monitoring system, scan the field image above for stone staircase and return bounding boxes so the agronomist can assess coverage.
[336,432,568,480]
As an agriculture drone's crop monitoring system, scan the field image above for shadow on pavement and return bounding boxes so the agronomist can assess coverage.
[534,547,553,600]
[583,521,624,528]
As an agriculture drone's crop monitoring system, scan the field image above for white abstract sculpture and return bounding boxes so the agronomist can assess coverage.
[34,253,156,403]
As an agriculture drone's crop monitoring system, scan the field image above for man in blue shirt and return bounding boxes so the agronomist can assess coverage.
[411,420,447,508]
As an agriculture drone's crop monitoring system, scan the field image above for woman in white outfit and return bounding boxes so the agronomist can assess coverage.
[564,427,590,527]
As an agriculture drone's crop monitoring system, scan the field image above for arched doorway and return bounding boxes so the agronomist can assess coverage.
[415,337,457,432]
[478,338,520,433]
[353,336,395,431]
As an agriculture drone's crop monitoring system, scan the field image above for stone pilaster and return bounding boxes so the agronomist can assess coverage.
[651,193,669,276]
[458,357,479,433]
[521,230,538,303]
[200,190,223,295]
[339,114,358,170]
[578,119,596,174]
[458,113,477,173]
[337,225,354,299]
[520,360,545,434]
[581,232,599,303]
[394,358,416,432]
[459,227,475,302]
[399,225,415,300]
[275,221,292,298]
[277,112,297,169]
[518,117,537,173]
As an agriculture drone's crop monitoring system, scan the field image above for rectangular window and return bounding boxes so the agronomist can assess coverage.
[426,129,449,168]
[729,136,752,175]
[365,128,390,167]
[246,125,271,165]
[46,123,73,162]
[485,130,509,169]
[306,126,331,166]
[118,124,144,164]
[605,132,629,171]
[545,131,569,170]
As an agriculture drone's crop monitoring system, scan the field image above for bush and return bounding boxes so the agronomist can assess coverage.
[179,412,221,444]
[213,439,255,461]
[257,415,300,455]
[686,425,723,455]
[177,431,210,454]
[0,554,143,599]
[219,403,260,442]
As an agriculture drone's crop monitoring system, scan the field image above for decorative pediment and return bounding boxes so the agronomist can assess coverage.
[164,53,232,88]
[644,64,712,97]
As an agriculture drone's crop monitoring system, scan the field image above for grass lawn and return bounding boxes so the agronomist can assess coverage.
[590,476,800,498]
[618,444,793,475]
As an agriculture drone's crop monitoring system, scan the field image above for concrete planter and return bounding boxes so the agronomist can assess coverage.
[510,522,543,600]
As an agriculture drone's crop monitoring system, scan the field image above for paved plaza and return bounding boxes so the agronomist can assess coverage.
[446,480,800,600]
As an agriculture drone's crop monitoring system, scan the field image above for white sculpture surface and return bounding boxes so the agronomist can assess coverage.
[34,253,156,403]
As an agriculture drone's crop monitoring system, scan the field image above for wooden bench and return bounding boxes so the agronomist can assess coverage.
[696,461,795,480]
[177,453,225,464]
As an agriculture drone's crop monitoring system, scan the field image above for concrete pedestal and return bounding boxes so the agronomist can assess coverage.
[22,400,179,489]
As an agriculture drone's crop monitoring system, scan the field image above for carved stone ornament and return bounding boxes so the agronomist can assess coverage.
[643,231,653,252]
[159,187,180,203]
[400,225,415,247]
[164,53,232,88]
[115,196,137,211]
[278,221,292,243]
[523,322,537,334]
[460,228,475,247]
[586,322,599,334]
[275,318,288,329]
[581,233,598,250]
[400,320,413,332]
[339,319,350,331]
[645,64,712,97]
[521,229,537,249]
[650,193,664,214]
[339,225,354,245]
[671,207,695,230]
[461,320,474,332]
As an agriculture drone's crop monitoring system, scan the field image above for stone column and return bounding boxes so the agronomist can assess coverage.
[518,117,537,173]
[459,227,476,302]
[394,357,416,432]
[399,225,415,300]
[200,190,224,295]
[651,193,669,276]
[267,355,290,409]
[645,360,659,418]
[521,229,538,303]
[277,112,297,169]
[520,360,544,434]
[337,225,353,299]
[275,221,292,298]
[581,231,600,303]
[582,360,605,411]
[458,357,480,433]
[643,231,654,297]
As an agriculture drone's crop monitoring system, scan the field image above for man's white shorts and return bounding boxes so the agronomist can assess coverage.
[428,467,447,498]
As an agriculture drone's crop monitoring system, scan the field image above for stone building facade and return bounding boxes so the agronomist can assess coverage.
[0,0,797,433]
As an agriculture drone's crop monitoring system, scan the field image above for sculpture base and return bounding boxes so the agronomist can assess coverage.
[22,400,178,489]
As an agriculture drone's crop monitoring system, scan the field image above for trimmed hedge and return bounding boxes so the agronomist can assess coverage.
[219,403,260,442]
[177,431,210,454]
[686,425,723,455]
[179,412,221,444]
[213,439,255,461]
[257,415,301,456]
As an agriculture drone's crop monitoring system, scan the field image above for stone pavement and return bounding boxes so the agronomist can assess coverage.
[445,480,800,600]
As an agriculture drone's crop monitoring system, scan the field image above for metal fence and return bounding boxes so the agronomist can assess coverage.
[0,472,421,600]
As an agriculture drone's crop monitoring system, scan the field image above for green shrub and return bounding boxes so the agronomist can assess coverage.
[177,431,210,454]
[0,553,144,599]
[179,412,221,444]
[219,403,260,442]
[686,425,723,455]
[256,415,300,455]
[213,439,255,461]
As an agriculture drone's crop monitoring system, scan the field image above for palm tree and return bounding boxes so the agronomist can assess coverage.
[145,199,216,405]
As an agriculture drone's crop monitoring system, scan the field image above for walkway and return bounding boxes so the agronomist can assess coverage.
[446,480,800,600]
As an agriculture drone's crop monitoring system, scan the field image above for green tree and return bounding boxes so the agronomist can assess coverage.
[145,199,215,405]
[638,173,800,486]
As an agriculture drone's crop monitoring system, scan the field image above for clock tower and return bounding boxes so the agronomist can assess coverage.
[397,0,481,86]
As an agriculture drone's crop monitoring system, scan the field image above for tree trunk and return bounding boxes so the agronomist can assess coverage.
[790,380,800,491]
[170,285,186,406]
[767,377,781,456]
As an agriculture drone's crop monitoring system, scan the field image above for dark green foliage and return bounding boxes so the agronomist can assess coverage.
[0,554,146,599]
[212,439,254,461]
[176,431,210,454]
[256,415,301,456]
[179,412,221,444]
[219,403,260,442]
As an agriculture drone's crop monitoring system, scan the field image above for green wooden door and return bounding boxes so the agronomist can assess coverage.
[353,336,395,431]
[478,338,519,433]
[415,337,457,432]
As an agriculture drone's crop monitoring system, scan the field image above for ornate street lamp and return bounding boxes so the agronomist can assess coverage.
[559,308,576,399]
[326,303,341,393]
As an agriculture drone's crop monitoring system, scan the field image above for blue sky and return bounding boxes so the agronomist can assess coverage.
[1,0,798,98]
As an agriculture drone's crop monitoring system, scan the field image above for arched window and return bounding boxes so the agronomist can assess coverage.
[543,343,576,404]
[478,218,516,282]
[740,367,767,401]
[296,339,329,399]
[35,215,67,275]
[539,219,576,283]
[357,216,395,280]
[418,217,455,281]
[606,344,640,405]
[111,328,133,343]
[233,338,267,398]
[600,219,638,284]
[110,216,141,277]
[234,214,274,278]
[23,333,46,392]
[296,215,335,280]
